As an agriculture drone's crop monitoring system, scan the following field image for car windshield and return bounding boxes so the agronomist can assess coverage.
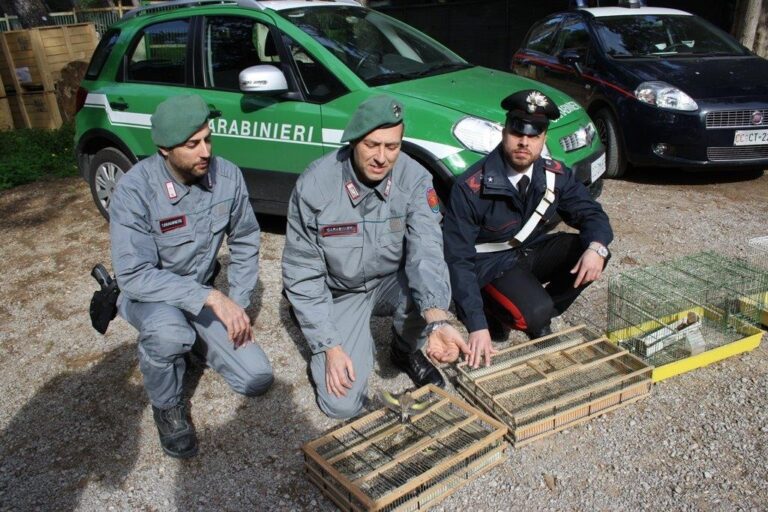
[594,15,749,58]
[279,6,471,85]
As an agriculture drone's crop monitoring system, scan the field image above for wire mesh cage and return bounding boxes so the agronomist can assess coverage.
[745,237,768,326]
[607,252,765,381]
[455,326,653,447]
[302,385,508,512]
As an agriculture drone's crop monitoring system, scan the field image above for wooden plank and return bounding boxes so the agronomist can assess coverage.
[16,91,61,129]
[305,463,366,512]
[0,97,12,131]
[305,409,392,452]
[456,325,589,379]
[514,389,650,447]
[28,29,53,91]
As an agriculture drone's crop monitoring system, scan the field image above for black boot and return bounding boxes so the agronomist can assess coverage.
[484,309,511,342]
[525,324,553,340]
[152,403,198,459]
[390,342,445,389]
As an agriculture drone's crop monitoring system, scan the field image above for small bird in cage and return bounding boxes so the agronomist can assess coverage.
[381,390,429,423]
[677,311,699,330]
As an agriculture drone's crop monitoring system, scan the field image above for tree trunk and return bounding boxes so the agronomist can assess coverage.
[0,0,52,28]
[732,0,768,57]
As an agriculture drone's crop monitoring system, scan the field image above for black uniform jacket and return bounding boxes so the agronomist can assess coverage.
[443,145,613,333]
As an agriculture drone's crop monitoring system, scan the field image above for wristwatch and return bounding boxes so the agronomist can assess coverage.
[424,319,451,335]
[588,242,610,258]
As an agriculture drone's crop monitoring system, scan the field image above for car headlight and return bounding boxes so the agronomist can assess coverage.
[559,122,596,152]
[453,117,503,154]
[635,81,698,111]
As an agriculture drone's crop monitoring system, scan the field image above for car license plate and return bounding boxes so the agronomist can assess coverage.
[591,153,606,182]
[734,129,768,146]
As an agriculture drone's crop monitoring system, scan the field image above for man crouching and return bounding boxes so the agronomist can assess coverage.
[109,95,273,458]
[282,95,470,419]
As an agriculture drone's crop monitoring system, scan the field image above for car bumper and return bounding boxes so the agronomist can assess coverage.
[619,101,768,169]
[570,147,606,198]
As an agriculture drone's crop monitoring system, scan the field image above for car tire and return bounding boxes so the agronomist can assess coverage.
[594,108,625,178]
[89,147,132,220]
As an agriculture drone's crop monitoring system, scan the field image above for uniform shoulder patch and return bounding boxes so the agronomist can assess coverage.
[543,158,564,174]
[426,187,440,213]
[464,170,483,193]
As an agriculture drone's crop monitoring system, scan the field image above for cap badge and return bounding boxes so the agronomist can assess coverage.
[526,91,548,113]
[392,103,402,118]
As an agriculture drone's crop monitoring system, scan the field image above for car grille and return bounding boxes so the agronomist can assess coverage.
[706,109,768,129]
[707,145,768,161]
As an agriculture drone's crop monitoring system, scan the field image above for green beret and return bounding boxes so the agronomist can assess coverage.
[340,95,404,143]
[151,95,212,148]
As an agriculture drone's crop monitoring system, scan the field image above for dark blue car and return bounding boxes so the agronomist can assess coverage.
[512,4,768,177]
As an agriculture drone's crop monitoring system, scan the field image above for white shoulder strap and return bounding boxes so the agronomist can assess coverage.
[474,170,556,254]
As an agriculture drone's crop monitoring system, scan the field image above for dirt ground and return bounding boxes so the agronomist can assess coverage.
[0,168,766,511]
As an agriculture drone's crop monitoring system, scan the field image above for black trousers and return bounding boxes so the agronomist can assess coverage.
[482,233,601,334]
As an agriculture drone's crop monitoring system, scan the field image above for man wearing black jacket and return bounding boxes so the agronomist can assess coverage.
[443,89,613,368]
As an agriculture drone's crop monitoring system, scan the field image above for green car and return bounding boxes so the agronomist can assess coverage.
[75,0,605,219]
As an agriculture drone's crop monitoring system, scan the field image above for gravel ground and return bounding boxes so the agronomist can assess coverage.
[0,168,766,511]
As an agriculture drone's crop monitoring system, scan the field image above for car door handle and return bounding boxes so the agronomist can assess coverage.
[109,100,129,111]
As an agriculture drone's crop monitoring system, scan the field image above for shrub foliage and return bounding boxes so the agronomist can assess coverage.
[0,123,78,191]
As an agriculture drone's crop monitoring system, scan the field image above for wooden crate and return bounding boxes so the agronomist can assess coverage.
[8,91,62,129]
[456,326,653,447]
[0,23,98,94]
[302,385,508,511]
[0,97,12,131]
[0,72,10,131]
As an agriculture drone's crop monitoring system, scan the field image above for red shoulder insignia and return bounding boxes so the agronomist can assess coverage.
[464,170,483,193]
[543,158,564,175]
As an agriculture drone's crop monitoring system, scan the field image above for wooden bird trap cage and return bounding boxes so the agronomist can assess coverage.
[302,385,508,511]
[607,253,765,381]
[455,326,652,447]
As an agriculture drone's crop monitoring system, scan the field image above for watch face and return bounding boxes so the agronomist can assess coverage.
[598,246,609,258]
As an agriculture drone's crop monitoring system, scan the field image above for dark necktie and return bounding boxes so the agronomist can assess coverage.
[517,175,529,201]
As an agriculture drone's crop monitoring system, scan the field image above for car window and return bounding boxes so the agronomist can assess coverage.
[279,5,470,85]
[124,19,189,85]
[554,18,592,63]
[283,35,347,103]
[85,28,120,80]
[204,16,280,91]
[524,16,563,54]
[594,15,749,58]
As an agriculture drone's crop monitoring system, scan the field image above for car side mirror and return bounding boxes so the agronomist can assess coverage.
[239,65,288,94]
[557,49,584,75]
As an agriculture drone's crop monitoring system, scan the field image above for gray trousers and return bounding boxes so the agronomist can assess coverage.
[311,271,426,419]
[120,299,274,409]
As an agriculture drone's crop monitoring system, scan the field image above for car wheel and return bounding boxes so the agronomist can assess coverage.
[594,108,625,178]
[89,147,132,220]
